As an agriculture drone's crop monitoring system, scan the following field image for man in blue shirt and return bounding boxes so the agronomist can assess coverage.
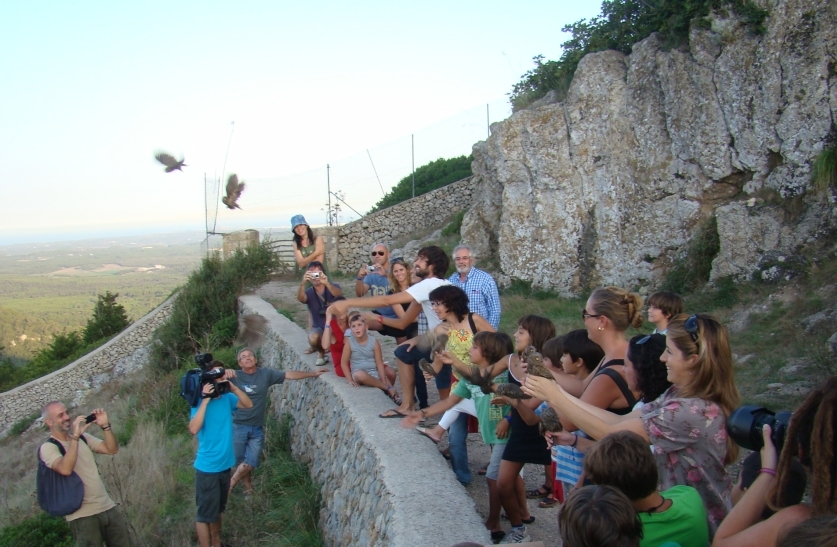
[448,245,501,329]
[189,363,252,547]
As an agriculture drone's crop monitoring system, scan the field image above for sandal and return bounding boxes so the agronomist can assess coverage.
[500,514,535,524]
[418,358,438,378]
[538,496,560,508]
[304,347,316,354]
[477,464,488,476]
[416,426,442,444]
[386,386,402,406]
[526,485,552,499]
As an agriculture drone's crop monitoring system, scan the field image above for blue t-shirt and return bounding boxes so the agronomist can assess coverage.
[191,392,238,473]
[363,272,396,318]
[304,284,342,330]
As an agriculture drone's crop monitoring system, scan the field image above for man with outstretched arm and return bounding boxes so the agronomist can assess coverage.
[189,362,252,547]
[40,402,131,547]
[226,347,326,495]
[331,245,450,418]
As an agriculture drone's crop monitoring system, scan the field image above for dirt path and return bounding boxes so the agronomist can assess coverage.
[255,280,562,546]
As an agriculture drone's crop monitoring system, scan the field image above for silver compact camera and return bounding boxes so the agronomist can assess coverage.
[310,272,321,279]
[367,263,375,274]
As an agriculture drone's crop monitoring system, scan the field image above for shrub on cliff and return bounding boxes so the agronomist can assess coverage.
[82,291,130,345]
[150,242,279,373]
[510,0,769,110]
[369,155,472,213]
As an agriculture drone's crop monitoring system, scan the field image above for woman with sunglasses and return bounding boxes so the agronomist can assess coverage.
[522,313,740,538]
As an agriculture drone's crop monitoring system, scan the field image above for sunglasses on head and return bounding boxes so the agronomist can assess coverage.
[389,256,405,264]
[371,251,385,256]
[684,314,700,343]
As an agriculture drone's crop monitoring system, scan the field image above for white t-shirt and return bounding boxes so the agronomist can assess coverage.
[405,277,450,331]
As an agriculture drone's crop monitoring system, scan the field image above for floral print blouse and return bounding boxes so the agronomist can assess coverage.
[641,386,731,538]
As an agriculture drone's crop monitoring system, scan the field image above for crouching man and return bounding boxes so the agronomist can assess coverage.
[40,402,130,547]
[188,361,252,547]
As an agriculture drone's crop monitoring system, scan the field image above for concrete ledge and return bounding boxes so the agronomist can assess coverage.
[239,294,491,547]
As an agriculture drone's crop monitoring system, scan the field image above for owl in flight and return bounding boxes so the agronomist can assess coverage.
[222,173,245,210]
[155,152,186,173]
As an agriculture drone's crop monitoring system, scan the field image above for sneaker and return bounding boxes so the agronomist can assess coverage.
[315,357,326,366]
[500,526,530,544]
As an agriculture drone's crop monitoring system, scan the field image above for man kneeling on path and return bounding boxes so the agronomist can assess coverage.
[226,348,326,495]
[40,402,131,547]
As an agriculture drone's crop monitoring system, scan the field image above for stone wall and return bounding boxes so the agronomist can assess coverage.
[336,177,478,272]
[0,298,174,433]
[239,295,490,547]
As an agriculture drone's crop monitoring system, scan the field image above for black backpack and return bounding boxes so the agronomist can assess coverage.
[37,437,87,517]
[180,368,203,407]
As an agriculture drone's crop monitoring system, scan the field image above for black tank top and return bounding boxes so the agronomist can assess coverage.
[592,359,637,416]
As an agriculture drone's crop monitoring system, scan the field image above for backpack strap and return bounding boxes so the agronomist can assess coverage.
[43,435,89,458]
[468,313,478,334]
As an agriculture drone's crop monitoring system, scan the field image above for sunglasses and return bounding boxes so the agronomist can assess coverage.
[371,251,385,256]
[581,309,603,320]
[389,256,405,264]
[684,314,700,343]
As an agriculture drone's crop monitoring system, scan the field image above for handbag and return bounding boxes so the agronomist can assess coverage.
[36,437,87,517]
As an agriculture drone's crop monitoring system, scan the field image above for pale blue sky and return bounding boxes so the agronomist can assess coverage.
[1,1,602,244]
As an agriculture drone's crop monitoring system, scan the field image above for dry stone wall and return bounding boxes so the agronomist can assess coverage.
[238,295,490,547]
[336,177,477,272]
[0,298,174,433]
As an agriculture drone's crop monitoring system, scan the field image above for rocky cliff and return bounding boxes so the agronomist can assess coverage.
[461,0,837,295]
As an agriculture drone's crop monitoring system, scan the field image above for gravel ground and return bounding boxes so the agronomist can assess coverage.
[255,280,563,546]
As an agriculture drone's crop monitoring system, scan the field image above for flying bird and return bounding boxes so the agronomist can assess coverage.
[222,173,245,210]
[155,152,186,173]
[236,314,268,347]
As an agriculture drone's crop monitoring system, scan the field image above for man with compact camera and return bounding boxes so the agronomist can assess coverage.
[296,260,343,365]
[40,402,131,546]
[188,360,252,547]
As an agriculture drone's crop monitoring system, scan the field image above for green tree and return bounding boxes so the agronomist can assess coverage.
[82,291,130,345]
[369,155,472,213]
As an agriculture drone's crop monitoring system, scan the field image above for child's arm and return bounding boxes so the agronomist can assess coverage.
[437,350,471,377]
[492,395,542,426]
[341,342,357,386]
[373,339,387,381]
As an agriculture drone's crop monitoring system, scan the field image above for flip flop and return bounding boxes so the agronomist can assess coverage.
[477,464,489,476]
[526,485,552,499]
[416,426,441,444]
[304,347,316,354]
[538,496,560,508]
[378,409,407,418]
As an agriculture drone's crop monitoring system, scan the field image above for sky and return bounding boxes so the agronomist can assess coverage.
[1,1,603,245]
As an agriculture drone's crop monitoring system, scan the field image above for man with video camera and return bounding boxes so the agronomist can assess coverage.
[188,358,252,547]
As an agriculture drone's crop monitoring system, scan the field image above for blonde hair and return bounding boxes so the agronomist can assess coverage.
[589,286,644,331]
[667,313,741,463]
[388,259,414,292]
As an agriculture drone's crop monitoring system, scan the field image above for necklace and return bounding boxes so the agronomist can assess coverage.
[646,496,667,515]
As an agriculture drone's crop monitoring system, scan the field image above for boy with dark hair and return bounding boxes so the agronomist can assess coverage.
[559,485,643,547]
[584,431,709,547]
[645,291,683,334]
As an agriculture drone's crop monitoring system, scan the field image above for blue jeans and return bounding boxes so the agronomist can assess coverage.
[448,412,470,485]
[233,424,264,468]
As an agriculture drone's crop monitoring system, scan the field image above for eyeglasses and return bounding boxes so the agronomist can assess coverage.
[582,309,603,321]
[684,314,700,343]
[389,256,404,264]
[371,251,385,256]
[454,256,471,261]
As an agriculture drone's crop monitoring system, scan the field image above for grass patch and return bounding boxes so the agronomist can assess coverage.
[8,412,40,436]
[811,145,837,193]
[661,215,721,294]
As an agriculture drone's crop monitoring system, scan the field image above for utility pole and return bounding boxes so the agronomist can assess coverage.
[486,104,490,137]
[411,134,415,198]
[327,164,332,226]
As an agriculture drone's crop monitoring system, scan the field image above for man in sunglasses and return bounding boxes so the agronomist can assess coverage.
[355,243,391,299]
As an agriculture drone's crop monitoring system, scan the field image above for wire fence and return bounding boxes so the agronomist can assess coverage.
[204,98,511,236]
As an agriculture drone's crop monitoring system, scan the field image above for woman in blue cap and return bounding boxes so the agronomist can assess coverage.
[291,214,329,277]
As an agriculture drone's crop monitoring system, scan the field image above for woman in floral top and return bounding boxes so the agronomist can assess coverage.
[522,313,740,538]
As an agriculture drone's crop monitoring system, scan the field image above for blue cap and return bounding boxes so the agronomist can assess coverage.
[290,215,308,229]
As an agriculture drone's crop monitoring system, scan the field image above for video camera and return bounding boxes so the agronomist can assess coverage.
[726,405,793,451]
[194,353,231,399]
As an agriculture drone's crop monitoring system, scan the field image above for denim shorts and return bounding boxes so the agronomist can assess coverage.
[393,343,453,390]
[486,442,507,481]
[233,424,264,468]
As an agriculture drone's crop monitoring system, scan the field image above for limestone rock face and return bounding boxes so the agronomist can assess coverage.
[462,0,837,294]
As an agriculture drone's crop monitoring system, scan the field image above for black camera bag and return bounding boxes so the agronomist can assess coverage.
[37,437,88,517]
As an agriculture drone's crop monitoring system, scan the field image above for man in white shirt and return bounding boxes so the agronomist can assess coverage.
[331,246,450,417]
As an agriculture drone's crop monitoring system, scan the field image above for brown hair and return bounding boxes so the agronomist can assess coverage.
[348,312,364,325]
[776,515,837,547]
[768,375,837,515]
[666,313,741,464]
[517,315,556,352]
[472,331,514,366]
[589,287,644,331]
[541,336,564,369]
[646,291,684,319]
[559,485,643,547]
[562,329,605,373]
[584,431,658,500]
